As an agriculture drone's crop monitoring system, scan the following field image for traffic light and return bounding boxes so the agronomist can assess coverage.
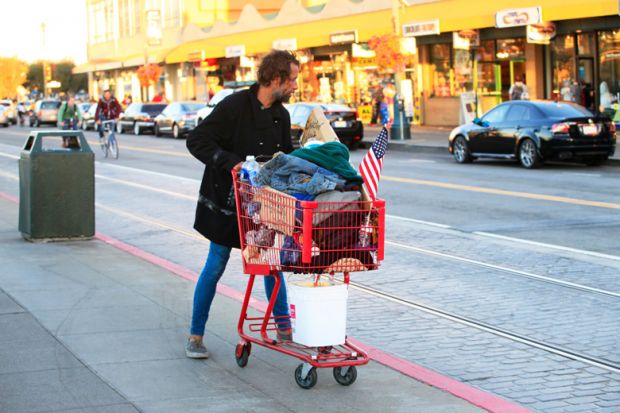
[44,64,52,82]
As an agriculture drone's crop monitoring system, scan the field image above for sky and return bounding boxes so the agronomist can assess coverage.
[0,0,88,64]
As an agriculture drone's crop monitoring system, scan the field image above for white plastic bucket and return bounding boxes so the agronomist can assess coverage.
[288,280,348,347]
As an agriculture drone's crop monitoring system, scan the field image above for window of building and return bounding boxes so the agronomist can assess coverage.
[133,0,141,33]
[163,0,181,28]
[431,44,452,97]
[119,0,130,37]
[598,30,620,99]
[550,34,576,101]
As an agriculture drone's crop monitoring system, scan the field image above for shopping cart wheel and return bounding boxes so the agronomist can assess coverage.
[235,343,251,368]
[294,363,318,389]
[333,366,357,386]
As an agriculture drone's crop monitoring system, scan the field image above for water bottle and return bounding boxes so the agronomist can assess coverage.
[240,155,260,186]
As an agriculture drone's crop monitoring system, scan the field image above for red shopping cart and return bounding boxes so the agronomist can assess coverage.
[231,171,385,389]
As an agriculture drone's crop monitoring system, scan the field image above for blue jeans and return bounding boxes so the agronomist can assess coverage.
[190,241,290,336]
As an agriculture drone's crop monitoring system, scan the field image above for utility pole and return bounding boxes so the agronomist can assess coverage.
[390,0,411,140]
[41,22,47,97]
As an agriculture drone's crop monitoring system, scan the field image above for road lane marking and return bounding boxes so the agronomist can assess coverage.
[382,175,620,210]
[385,214,452,229]
[95,174,196,201]
[0,152,18,160]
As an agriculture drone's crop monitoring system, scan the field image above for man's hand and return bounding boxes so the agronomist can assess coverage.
[233,162,243,173]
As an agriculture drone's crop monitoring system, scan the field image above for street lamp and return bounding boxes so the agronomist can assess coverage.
[390,0,411,140]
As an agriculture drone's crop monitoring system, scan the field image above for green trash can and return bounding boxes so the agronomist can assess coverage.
[18,130,95,241]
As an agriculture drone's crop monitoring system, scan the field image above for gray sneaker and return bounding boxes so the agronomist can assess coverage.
[185,339,209,359]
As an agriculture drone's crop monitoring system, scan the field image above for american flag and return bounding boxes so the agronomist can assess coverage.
[359,126,388,200]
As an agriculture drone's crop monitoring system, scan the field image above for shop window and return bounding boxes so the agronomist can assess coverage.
[578,33,594,56]
[550,35,577,101]
[496,38,525,60]
[431,44,452,97]
[453,49,473,95]
[598,30,620,99]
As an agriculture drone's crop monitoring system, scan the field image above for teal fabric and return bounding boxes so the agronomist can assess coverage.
[290,141,363,183]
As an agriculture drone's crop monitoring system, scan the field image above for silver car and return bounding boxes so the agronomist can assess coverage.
[0,106,9,127]
[0,100,17,124]
[30,100,62,127]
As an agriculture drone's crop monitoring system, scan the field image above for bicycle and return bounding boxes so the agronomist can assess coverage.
[99,120,119,159]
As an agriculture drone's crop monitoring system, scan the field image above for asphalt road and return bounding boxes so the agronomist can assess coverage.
[0,126,619,412]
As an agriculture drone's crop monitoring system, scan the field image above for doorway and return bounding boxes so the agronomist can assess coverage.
[578,57,595,111]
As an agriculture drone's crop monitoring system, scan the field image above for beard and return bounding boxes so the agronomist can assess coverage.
[272,89,292,103]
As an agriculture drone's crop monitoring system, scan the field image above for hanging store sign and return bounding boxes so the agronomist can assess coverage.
[188,51,205,62]
[330,30,358,45]
[402,20,440,37]
[496,7,542,28]
[527,22,556,45]
[352,43,376,58]
[272,38,297,51]
[225,45,246,58]
[453,30,479,50]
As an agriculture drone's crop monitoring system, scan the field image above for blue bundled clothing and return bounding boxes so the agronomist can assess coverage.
[255,153,345,195]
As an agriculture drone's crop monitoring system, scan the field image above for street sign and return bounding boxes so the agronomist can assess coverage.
[496,7,542,28]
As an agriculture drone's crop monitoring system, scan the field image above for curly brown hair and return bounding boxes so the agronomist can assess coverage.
[257,50,300,86]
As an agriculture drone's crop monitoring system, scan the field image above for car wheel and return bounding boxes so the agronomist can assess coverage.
[133,122,141,135]
[584,155,608,166]
[518,138,542,169]
[172,123,180,139]
[154,124,162,137]
[116,122,123,134]
[453,136,473,163]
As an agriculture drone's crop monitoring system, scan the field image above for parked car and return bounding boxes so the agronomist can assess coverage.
[117,103,167,135]
[286,103,364,149]
[29,100,61,127]
[195,88,246,126]
[77,102,91,119]
[81,104,98,130]
[448,100,617,168]
[0,100,17,124]
[0,106,9,127]
[154,102,206,138]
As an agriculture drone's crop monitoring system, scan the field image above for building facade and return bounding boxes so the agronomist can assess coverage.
[77,0,620,126]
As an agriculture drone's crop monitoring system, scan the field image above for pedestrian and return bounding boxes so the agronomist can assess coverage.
[185,49,300,359]
[509,75,529,100]
[94,90,123,138]
[599,81,615,119]
[370,90,383,125]
[122,94,133,108]
[152,91,168,103]
[58,96,82,148]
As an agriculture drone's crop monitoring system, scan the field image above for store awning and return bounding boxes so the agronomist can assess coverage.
[400,0,618,32]
[166,9,392,63]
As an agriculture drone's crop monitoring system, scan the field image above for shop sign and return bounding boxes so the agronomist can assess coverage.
[330,30,358,45]
[453,30,479,50]
[354,57,378,67]
[527,22,556,45]
[357,105,373,125]
[352,43,376,58]
[402,20,440,37]
[273,38,297,51]
[188,51,205,62]
[225,45,245,58]
[496,7,542,28]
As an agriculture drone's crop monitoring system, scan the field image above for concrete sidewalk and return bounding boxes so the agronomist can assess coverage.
[0,197,489,413]
[365,125,620,164]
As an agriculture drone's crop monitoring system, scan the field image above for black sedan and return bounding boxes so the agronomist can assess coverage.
[449,100,617,168]
[287,103,364,149]
[117,103,167,135]
[154,102,205,139]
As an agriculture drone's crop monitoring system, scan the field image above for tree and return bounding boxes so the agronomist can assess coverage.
[137,64,162,87]
[0,57,28,99]
[367,34,412,73]
[26,61,87,96]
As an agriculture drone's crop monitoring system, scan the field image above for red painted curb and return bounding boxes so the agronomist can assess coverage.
[0,191,530,413]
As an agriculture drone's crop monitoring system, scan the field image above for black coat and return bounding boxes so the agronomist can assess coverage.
[187,84,293,248]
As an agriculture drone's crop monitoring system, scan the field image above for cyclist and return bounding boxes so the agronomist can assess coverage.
[95,89,122,138]
[58,96,82,148]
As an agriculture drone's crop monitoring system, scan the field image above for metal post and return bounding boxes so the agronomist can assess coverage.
[390,0,411,140]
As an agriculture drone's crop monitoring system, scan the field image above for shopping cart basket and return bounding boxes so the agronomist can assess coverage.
[231,171,385,389]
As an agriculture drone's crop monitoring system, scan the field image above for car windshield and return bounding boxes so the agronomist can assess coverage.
[142,104,167,115]
[181,103,205,112]
[537,102,593,118]
[41,101,61,109]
